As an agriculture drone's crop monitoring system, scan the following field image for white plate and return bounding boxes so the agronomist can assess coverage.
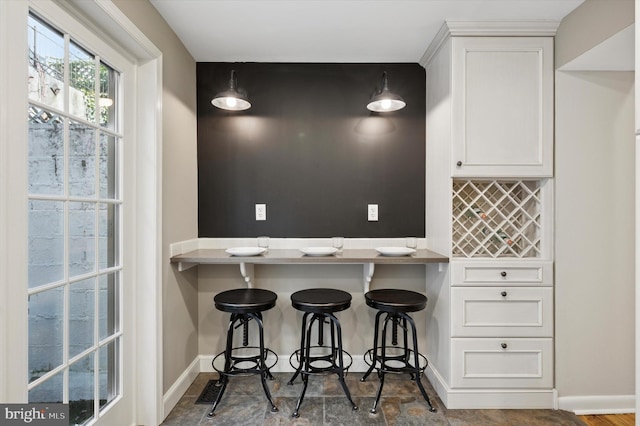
[225,247,267,256]
[375,247,416,256]
[300,247,339,256]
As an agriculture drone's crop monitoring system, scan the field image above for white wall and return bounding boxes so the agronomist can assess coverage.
[555,71,635,403]
[110,0,199,395]
[555,0,634,69]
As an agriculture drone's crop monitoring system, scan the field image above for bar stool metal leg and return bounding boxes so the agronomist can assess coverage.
[292,314,317,418]
[403,312,436,413]
[206,376,228,418]
[252,312,275,380]
[207,313,238,417]
[288,312,310,385]
[361,310,384,382]
[369,312,392,414]
[328,312,358,412]
[249,312,278,413]
[371,370,385,414]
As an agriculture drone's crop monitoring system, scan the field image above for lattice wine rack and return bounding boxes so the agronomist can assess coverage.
[452,180,542,258]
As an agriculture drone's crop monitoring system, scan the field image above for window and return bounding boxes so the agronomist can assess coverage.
[26,13,122,425]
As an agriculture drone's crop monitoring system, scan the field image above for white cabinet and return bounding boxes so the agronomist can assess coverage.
[448,260,554,388]
[450,37,554,178]
[423,22,556,408]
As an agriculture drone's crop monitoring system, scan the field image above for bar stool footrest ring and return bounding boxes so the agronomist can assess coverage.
[289,346,353,375]
[363,347,428,375]
[212,346,278,377]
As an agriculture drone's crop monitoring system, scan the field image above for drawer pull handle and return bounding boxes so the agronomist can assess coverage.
[456,161,462,167]
[500,271,507,278]
[501,291,507,297]
[501,343,508,349]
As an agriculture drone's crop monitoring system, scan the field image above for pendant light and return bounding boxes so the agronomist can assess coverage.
[367,71,406,112]
[211,70,251,111]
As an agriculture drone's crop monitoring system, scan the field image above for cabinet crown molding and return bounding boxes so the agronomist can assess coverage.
[419,20,560,67]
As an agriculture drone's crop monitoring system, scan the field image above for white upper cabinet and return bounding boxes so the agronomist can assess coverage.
[451,37,554,178]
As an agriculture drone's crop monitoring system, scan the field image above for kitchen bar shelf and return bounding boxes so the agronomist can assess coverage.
[170,248,449,292]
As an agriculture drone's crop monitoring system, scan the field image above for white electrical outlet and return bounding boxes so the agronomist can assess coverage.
[368,204,378,221]
[255,204,266,221]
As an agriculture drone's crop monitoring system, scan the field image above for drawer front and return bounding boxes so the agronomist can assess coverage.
[451,287,553,337]
[451,261,553,287]
[451,338,553,388]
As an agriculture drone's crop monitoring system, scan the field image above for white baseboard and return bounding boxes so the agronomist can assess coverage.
[162,356,200,420]
[427,364,635,413]
[425,364,555,409]
[557,395,636,415]
[444,388,556,409]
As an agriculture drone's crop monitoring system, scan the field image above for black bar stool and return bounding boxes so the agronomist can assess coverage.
[207,288,279,417]
[361,289,437,414]
[288,288,358,418]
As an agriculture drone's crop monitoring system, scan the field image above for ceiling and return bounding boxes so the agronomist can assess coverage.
[149,0,584,63]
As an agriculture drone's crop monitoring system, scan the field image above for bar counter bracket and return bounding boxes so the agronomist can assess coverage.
[239,262,255,288]
[364,263,375,293]
[177,262,197,272]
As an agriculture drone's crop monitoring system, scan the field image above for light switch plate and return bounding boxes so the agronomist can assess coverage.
[255,204,266,221]
[368,204,378,221]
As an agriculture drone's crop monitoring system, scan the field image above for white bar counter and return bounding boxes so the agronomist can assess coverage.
[170,248,449,291]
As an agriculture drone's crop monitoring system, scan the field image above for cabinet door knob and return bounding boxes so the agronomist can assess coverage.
[501,291,507,297]
[501,343,507,349]
[500,271,507,278]
[456,161,462,167]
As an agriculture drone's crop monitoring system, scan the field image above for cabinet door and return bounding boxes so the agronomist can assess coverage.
[451,261,553,287]
[451,37,553,177]
[451,287,553,337]
[451,338,553,388]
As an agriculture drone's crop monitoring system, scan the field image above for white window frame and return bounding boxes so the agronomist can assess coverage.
[0,1,163,424]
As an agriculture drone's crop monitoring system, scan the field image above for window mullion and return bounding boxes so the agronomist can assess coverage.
[61,31,70,407]
[62,283,69,405]
[93,274,100,419]
[93,54,101,421]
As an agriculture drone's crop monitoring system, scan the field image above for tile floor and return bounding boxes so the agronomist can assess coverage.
[161,372,586,425]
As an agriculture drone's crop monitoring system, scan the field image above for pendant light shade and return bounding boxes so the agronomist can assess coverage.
[211,70,251,111]
[367,72,406,112]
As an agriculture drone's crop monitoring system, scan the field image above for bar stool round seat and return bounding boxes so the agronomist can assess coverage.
[288,288,357,418]
[207,288,278,418]
[364,288,427,313]
[291,288,352,313]
[361,289,437,415]
[215,288,277,313]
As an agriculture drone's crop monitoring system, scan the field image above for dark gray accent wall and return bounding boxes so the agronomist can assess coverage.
[197,63,425,238]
